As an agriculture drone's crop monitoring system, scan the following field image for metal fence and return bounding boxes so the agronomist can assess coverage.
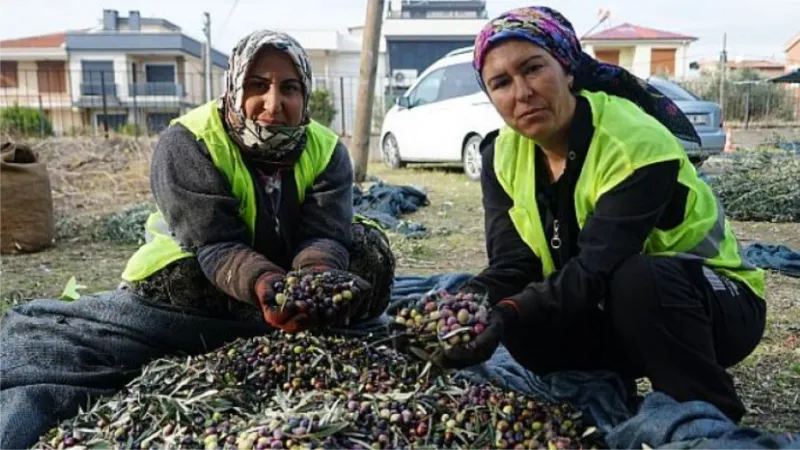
[0,69,225,138]
[679,77,800,127]
[9,67,791,140]
[0,68,406,139]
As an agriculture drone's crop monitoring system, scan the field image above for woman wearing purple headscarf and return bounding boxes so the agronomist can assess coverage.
[442,7,765,422]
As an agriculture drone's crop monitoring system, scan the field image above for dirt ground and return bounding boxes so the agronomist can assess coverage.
[0,138,798,433]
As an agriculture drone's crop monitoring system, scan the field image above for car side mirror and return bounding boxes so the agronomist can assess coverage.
[397,96,410,108]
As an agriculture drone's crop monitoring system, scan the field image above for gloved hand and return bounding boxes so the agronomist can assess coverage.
[255,270,312,334]
[299,267,372,327]
[433,300,519,369]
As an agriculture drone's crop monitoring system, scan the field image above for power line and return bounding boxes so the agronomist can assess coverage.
[217,0,240,43]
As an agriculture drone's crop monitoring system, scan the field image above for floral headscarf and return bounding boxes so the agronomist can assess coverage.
[221,30,314,163]
[473,6,701,145]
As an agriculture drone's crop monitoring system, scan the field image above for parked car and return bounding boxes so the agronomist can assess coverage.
[380,48,725,180]
[379,46,504,180]
[646,77,727,165]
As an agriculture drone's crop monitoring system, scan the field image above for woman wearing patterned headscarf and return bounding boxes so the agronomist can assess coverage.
[439,7,765,422]
[121,30,395,331]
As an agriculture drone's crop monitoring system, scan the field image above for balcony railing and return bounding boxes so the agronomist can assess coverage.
[128,82,184,97]
[80,83,117,96]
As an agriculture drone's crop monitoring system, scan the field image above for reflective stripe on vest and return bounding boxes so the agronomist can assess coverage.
[120,101,339,282]
[494,90,764,298]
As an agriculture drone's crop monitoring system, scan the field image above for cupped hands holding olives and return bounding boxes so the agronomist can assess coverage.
[256,268,372,333]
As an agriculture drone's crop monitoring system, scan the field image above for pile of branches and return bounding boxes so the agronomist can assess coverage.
[38,332,603,450]
[31,137,154,220]
[708,151,800,223]
[36,289,606,450]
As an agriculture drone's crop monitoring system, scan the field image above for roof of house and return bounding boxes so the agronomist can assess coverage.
[0,32,67,48]
[697,58,787,71]
[584,23,697,42]
[786,32,800,53]
[727,59,785,70]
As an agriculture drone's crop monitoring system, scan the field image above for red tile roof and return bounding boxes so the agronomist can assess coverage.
[727,60,785,70]
[584,23,696,42]
[0,32,66,49]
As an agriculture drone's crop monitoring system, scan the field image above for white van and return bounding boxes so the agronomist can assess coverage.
[379,46,505,180]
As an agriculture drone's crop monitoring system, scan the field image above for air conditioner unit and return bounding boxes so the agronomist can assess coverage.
[391,69,418,88]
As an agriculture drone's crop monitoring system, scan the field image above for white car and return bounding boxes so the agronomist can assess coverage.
[380,46,505,180]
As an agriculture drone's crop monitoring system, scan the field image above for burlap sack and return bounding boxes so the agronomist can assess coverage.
[1,141,55,254]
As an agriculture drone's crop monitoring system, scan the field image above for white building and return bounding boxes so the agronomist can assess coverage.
[283,0,489,136]
[582,23,697,79]
[0,9,228,135]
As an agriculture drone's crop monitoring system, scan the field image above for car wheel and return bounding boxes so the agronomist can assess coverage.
[381,133,405,169]
[462,134,483,181]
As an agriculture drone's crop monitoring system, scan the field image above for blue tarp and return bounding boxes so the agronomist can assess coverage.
[2,274,798,449]
[352,181,429,237]
[744,243,800,278]
[388,274,800,449]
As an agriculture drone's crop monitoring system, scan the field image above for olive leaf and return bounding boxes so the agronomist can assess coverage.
[60,276,87,301]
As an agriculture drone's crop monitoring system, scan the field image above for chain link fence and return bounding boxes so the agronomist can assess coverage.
[678,70,800,127]
[0,68,405,139]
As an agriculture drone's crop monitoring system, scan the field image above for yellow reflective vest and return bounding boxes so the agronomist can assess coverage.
[493,90,764,298]
[121,101,339,282]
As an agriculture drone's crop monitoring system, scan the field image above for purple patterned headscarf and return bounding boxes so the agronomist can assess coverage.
[473,6,701,145]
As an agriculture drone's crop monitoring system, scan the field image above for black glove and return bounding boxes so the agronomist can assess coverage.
[433,301,519,369]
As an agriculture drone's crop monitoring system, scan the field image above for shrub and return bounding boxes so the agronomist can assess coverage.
[308,89,337,127]
[0,105,53,137]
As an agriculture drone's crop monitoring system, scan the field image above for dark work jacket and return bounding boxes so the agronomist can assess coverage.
[150,123,353,305]
[465,97,684,321]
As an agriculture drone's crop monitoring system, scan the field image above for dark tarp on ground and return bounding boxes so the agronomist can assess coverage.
[352,181,429,237]
[743,243,800,278]
[2,274,799,449]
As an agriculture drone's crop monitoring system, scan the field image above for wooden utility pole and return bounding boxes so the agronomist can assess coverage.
[351,0,385,183]
[719,33,727,120]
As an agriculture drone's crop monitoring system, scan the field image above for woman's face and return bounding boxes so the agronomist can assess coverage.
[481,39,576,143]
[242,48,305,127]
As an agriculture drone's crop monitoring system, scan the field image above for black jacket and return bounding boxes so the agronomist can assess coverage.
[465,97,686,323]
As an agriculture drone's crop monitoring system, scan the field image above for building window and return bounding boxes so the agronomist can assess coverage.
[37,61,67,93]
[1,61,18,88]
[81,61,116,96]
[145,64,176,83]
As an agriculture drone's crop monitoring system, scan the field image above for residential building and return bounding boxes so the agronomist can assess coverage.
[697,59,787,79]
[783,32,800,119]
[786,32,800,71]
[285,29,389,136]
[582,23,697,79]
[0,32,76,134]
[386,0,488,19]
[0,9,228,136]
[286,0,487,136]
[382,0,487,84]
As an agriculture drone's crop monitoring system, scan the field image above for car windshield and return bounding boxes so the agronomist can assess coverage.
[649,79,700,101]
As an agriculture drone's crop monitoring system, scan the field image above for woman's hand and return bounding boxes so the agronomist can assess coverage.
[433,301,518,369]
[300,267,372,327]
[255,271,314,333]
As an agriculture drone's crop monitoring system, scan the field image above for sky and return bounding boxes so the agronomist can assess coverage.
[1,0,798,65]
